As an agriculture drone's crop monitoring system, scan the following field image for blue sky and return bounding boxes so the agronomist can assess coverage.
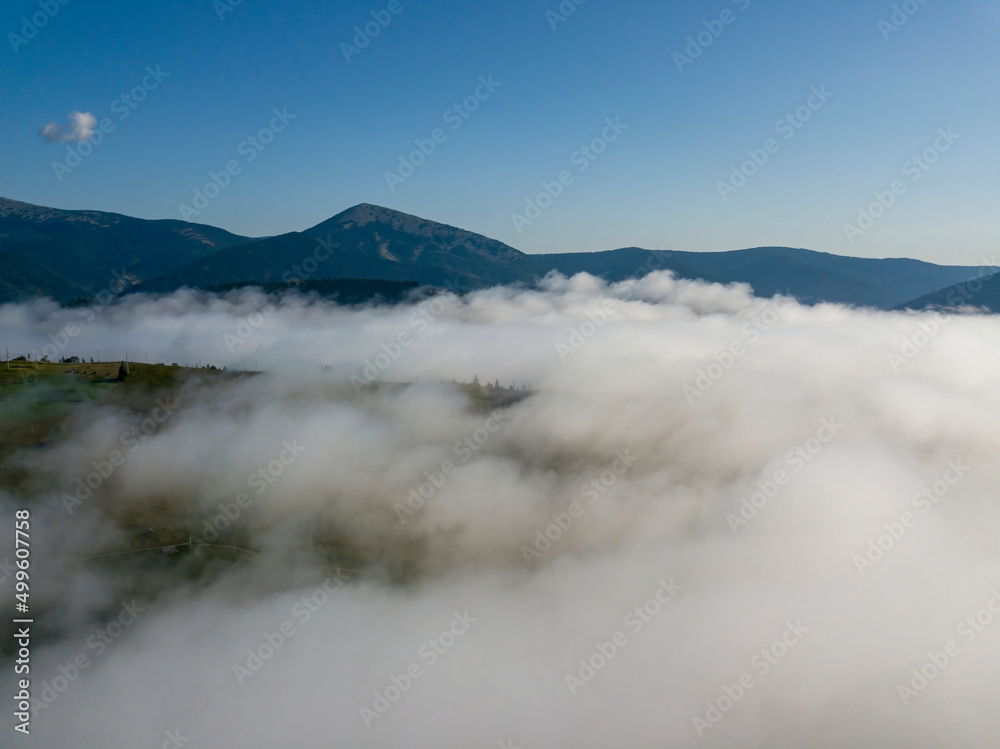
[1,0,997,264]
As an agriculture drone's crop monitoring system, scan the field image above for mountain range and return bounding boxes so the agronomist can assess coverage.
[0,196,994,311]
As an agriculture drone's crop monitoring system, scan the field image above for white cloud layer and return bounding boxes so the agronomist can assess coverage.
[3,272,1000,747]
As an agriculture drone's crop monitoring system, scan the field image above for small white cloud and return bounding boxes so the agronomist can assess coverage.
[39,111,97,143]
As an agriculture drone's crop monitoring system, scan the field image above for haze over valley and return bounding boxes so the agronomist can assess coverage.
[3,0,999,746]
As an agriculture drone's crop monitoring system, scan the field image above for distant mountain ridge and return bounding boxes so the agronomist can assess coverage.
[896,271,1000,312]
[0,196,991,311]
[0,197,250,301]
[537,246,990,309]
[130,203,540,294]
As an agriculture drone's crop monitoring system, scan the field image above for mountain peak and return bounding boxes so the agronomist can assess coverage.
[338,202,395,220]
[294,203,533,283]
[306,203,458,237]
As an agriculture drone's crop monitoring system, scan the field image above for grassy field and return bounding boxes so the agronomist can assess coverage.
[0,361,527,613]
[0,360,228,457]
[0,361,279,577]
